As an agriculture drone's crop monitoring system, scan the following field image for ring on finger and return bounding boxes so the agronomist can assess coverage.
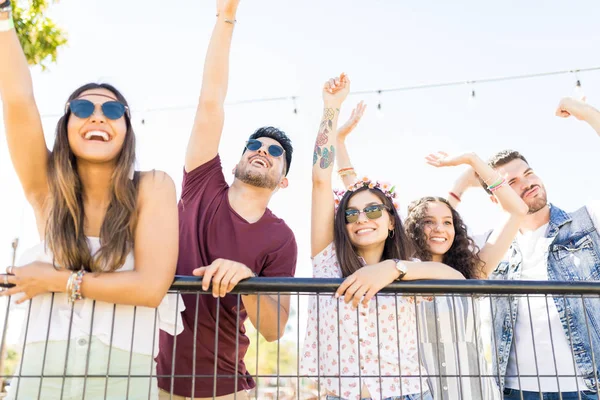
[3,275,8,285]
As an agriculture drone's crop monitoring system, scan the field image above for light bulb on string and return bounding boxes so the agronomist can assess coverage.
[468,87,477,109]
[376,90,384,119]
[573,79,585,101]
[292,96,298,115]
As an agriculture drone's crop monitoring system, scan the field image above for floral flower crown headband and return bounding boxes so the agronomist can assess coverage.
[333,177,400,212]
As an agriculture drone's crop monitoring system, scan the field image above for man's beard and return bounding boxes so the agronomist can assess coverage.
[235,167,279,190]
[522,185,548,214]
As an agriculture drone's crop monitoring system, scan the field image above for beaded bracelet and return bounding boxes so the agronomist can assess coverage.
[68,269,86,304]
[448,191,461,202]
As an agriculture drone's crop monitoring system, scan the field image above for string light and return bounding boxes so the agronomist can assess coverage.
[292,96,298,114]
[376,90,384,119]
[573,76,585,100]
[37,66,600,120]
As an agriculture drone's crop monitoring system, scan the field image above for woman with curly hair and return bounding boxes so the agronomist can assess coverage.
[334,103,528,399]
[403,151,528,400]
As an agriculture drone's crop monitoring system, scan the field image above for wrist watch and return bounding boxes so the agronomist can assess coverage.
[392,259,408,280]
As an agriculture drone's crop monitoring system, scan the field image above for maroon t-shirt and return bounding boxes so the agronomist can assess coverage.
[156,155,297,398]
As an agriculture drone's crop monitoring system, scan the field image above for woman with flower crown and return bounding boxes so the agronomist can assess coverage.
[299,74,465,400]
[332,103,528,400]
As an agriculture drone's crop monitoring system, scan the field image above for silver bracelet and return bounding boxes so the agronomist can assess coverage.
[216,13,237,25]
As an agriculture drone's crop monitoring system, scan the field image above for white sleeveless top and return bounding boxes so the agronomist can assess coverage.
[12,237,185,357]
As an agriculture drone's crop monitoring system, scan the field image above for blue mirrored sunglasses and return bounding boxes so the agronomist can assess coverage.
[245,138,284,157]
[66,99,129,120]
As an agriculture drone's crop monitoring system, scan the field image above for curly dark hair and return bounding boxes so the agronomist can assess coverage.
[404,197,483,279]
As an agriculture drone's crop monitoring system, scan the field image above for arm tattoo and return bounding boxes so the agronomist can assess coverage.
[313,108,337,168]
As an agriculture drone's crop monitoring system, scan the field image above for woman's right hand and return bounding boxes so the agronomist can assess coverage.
[425,151,478,168]
[337,101,366,141]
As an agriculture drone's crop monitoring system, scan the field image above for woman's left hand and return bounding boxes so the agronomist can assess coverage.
[335,260,399,309]
[1,261,64,304]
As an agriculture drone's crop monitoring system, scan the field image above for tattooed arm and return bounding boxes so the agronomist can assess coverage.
[311,73,351,257]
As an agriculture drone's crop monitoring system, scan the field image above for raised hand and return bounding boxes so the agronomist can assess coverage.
[323,73,350,106]
[555,97,593,121]
[217,0,240,16]
[425,151,476,168]
[338,101,367,141]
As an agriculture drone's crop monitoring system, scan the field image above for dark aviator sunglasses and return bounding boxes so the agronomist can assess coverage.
[65,99,130,120]
[245,139,285,158]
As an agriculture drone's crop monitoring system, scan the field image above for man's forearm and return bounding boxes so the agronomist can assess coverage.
[242,294,290,342]
[199,13,236,105]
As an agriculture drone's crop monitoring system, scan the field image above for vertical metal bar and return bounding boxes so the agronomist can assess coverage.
[255,293,260,400]
[232,293,239,400]
[81,300,97,400]
[580,294,600,394]
[276,292,281,400]
[336,293,341,398]
[524,294,544,394]
[212,297,221,400]
[507,294,524,400]
[59,302,76,400]
[14,300,33,399]
[431,295,444,398]
[560,295,581,400]
[542,295,564,398]
[296,293,300,400]
[315,292,320,400]
[103,304,117,400]
[487,295,503,391]
[168,291,180,400]
[413,294,424,396]
[126,306,138,399]
[450,294,465,399]
[469,294,486,400]
[36,293,55,400]
[191,293,200,398]
[148,307,159,400]
[374,296,383,397]
[394,293,404,398]
[355,299,362,397]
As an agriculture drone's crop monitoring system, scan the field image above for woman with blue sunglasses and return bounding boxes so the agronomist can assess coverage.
[0,6,182,399]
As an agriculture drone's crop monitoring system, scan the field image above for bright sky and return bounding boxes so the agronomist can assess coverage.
[1,0,600,280]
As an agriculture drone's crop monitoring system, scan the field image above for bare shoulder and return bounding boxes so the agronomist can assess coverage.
[137,170,177,205]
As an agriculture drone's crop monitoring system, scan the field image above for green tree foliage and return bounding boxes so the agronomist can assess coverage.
[12,0,67,68]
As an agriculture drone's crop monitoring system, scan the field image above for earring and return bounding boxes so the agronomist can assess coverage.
[389,229,395,238]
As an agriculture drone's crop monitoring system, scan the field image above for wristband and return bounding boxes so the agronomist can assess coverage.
[216,13,237,24]
[448,191,461,202]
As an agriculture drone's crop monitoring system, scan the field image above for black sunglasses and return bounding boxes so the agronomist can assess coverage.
[66,99,129,120]
[246,139,284,158]
[345,204,389,224]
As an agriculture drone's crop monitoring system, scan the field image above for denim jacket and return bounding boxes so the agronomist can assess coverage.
[489,204,600,391]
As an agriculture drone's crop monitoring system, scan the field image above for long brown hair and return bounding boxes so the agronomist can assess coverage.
[404,197,483,279]
[334,187,414,278]
[45,83,137,272]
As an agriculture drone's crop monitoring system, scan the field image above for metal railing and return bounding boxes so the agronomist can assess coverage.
[0,277,598,400]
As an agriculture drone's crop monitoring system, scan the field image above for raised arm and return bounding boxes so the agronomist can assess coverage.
[185,0,240,172]
[311,73,350,257]
[555,97,600,137]
[336,101,366,188]
[0,7,49,208]
[4,171,179,308]
[426,151,528,277]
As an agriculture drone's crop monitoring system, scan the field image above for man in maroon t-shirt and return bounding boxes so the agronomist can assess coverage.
[156,1,297,399]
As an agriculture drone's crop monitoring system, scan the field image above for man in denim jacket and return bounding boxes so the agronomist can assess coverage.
[479,98,600,400]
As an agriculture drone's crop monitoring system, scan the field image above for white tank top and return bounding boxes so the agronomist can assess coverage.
[11,237,184,357]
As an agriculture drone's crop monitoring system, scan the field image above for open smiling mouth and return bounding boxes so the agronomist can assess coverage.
[83,130,111,142]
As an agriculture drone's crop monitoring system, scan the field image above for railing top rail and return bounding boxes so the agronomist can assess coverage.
[169,276,600,295]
